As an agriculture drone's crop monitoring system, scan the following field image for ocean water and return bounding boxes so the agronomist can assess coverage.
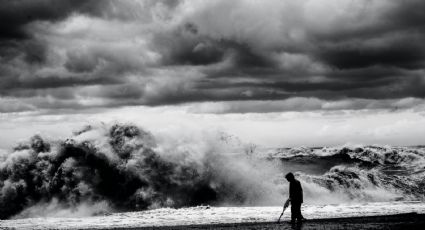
[266,146,425,203]
[266,145,425,203]
[1,124,424,223]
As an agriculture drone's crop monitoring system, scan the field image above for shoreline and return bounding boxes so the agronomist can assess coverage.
[2,202,425,229]
[107,213,425,230]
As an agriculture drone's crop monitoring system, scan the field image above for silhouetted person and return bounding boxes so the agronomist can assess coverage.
[285,172,305,223]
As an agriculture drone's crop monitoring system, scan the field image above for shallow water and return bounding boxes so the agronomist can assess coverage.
[1,201,425,229]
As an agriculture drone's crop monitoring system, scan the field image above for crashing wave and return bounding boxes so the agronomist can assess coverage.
[297,166,425,202]
[268,146,425,203]
[0,124,281,219]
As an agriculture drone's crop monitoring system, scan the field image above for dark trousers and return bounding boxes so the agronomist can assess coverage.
[291,202,303,221]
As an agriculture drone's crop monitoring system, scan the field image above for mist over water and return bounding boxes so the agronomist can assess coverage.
[0,123,424,219]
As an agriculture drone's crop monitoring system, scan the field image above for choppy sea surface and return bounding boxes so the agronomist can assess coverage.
[265,145,425,203]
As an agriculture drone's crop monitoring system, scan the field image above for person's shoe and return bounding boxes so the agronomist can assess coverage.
[287,220,296,224]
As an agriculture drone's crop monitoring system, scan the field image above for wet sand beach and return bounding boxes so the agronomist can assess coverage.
[2,203,425,229]
[112,213,425,230]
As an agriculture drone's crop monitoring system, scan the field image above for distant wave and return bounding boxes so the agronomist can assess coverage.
[269,146,425,167]
[268,146,425,203]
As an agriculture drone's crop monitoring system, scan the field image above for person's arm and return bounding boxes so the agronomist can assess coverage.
[284,198,290,208]
[286,183,292,207]
[300,181,303,203]
[288,182,293,200]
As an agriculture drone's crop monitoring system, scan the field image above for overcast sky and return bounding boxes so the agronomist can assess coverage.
[1,0,425,148]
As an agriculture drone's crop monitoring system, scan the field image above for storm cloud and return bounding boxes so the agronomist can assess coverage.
[0,0,424,112]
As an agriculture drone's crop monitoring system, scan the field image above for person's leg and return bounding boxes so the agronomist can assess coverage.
[291,204,296,223]
[294,203,302,221]
[299,204,305,220]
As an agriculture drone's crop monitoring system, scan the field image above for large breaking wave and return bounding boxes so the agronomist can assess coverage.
[0,124,281,219]
[1,123,424,219]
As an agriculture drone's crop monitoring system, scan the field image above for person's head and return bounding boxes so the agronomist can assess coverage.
[285,172,295,182]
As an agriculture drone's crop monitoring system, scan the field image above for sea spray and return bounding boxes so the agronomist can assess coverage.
[0,123,282,219]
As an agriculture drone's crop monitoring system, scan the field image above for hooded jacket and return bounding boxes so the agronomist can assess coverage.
[289,179,303,204]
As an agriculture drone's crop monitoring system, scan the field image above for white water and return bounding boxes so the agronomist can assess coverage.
[1,201,424,229]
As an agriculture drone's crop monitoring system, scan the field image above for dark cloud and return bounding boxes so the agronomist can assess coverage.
[186,98,425,114]
[154,30,226,66]
[0,75,120,92]
[0,0,425,112]
[0,0,96,40]
[387,0,425,31]
[317,41,425,70]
